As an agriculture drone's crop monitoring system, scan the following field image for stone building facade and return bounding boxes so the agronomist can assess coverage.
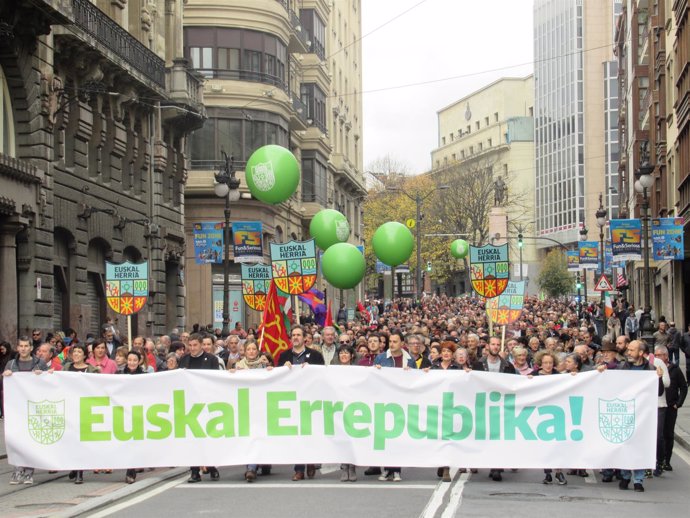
[0,0,204,340]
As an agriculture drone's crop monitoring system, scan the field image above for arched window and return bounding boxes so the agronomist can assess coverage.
[87,239,111,336]
[53,228,75,332]
[0,65,16,157]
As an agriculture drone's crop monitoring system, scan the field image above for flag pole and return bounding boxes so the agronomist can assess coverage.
[501,325,506,353]
[127,315,132,351]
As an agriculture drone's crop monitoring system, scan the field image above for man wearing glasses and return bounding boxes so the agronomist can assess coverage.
[31,329,43,354]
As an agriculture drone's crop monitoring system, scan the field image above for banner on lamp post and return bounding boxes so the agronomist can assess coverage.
[651,217,684,261]
[610,219,642,261]
[578,241,599,270]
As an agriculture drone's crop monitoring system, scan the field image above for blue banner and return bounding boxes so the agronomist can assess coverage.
[578,241,599,270]
[193,222,224,264]
[652,218,684,260]
[610,219,642,261]
[232,221,263,264]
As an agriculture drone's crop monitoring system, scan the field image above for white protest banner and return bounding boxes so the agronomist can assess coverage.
[5,367,657,470]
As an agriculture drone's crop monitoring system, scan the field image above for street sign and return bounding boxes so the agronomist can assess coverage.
[406,218,416,229]
[594,274,614,292]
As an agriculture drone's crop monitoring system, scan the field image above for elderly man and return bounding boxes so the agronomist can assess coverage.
[320,326,338,365]
[407,334,431,369]
[36,343,62,371]
[655,345,687,472]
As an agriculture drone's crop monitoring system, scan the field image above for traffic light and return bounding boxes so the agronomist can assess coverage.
[426,261,432,272]
[576,273,582,290]
[517,233,524,248]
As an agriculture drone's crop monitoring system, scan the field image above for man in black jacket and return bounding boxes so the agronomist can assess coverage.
[179,334,220,483]
[277,326,324,481]
[655,345,687,471]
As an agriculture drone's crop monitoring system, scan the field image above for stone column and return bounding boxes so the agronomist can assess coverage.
[0,222,24,341]
[489,206,508,246]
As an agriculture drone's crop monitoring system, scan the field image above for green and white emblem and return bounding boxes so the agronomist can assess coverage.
[28,400,65,445]
[598,398,635,444]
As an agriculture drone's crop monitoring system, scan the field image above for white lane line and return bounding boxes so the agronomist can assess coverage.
[584,470,597,483]
[177,483,436,489]
[87,475,188,518]
[418,468,460,518]
[673,441,690,466]
[440,472,470,518]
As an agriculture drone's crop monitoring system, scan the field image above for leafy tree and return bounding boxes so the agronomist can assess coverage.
[536,250,573,298]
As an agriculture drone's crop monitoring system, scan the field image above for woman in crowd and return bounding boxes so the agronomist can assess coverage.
[165,353,179,371]
[232,341,272,481]
[532,351,567,485]
[454,347,484,372]
[430,341,461,482]
[561,353,588,477]
[118,350,146,483]
[87,339,118,374]
[114,346,129,373]
[511,346,533,376]
[337,344,359,482]
[63,344,98,484]
[428,343,442,363]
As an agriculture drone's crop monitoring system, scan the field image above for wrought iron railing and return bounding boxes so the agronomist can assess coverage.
[72,0,166,88]
[291,92,308,122]
[194,68,288,92]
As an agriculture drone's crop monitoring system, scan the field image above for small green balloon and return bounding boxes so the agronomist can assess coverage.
[372,222,414,266]
[245,145,300,204]
[450,239,469,259]
[321,243,365,289]
[309,209,351,250]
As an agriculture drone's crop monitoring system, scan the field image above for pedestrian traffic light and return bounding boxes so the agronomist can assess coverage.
[576,273,582,290]
[426,261,432,272]
[517,233,524,248]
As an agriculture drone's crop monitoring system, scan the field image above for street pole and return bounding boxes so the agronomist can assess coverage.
[222,197,231,337]
[579,226,589,320]
[642,187,652,332]
[635,151,656,345]
[416,193,422,300]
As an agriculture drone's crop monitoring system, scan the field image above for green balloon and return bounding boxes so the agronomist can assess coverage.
[321,243,365,289]
[450,239,469,259]
[309,209,351,250]
[372,222,414,266]
[245,145,300,204]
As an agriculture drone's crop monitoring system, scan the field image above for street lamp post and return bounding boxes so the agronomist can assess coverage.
[635,150,655,345]
[516,225,525,280]
[595,193,608,307]
[388,185,448,299]
[579,225,589,319]
[214,151,241,337]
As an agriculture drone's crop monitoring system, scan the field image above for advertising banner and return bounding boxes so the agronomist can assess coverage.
[566,250,579,272]
[578,241,599,270]
[105,261,148,315]
[469,244,510,298]
[610,219,642,261]
[486,280,526,325]
[212,287,243,330]
[232,222,263,264]
[5,369,656,470]
[193,222,224,264]
[652,217,684,261]
[270,239,317,295]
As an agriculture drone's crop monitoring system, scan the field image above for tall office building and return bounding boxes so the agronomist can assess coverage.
[534,0,621,254]
[183,0,366,329]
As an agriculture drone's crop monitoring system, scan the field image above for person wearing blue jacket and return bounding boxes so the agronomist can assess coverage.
[374,330,415,481]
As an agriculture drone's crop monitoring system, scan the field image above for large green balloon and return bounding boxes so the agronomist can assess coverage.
[372,222,414,266]
[309,209,351,250]
[321,243,365,289]
[450,239,469,259]
[245,145,300,204]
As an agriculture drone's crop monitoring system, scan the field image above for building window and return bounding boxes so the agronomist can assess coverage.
[184,27,288,90]
[476,121,480,130]
[488,138,492,147]
[442,136,446,145]
[189,111,288,169]
[478,142,483,151]
[466,125,471,134]
[300,9,327,60]
[0,65,16,157]
[301,152,328,205]
[469,146,474,154]
[301,83,327,133]
[494,112,499,122]
[485,116,489,126]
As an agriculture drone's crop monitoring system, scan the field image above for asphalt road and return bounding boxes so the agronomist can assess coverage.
[82,452,690,518]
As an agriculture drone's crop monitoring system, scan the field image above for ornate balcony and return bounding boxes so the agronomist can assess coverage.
[71,0,166,89]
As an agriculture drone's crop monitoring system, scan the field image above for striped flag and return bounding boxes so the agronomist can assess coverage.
[616,272,628,288]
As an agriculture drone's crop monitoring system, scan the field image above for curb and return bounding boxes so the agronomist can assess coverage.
[51,467,188,518]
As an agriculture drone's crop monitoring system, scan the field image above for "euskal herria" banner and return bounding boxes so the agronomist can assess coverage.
[5,368,657,470]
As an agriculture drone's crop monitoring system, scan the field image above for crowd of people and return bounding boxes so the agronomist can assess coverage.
[1,294,687,491]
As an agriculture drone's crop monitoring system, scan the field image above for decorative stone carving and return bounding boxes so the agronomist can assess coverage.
[40,72,64,129]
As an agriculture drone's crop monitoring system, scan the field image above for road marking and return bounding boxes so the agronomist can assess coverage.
[673,441,690,466]
[87,475,188,518]
[584,469,597,483]
[418,468,460,518]
[177,483,436,489]
[440,472,470,518]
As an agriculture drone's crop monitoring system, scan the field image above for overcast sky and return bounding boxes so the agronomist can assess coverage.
[362,0,534,174]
